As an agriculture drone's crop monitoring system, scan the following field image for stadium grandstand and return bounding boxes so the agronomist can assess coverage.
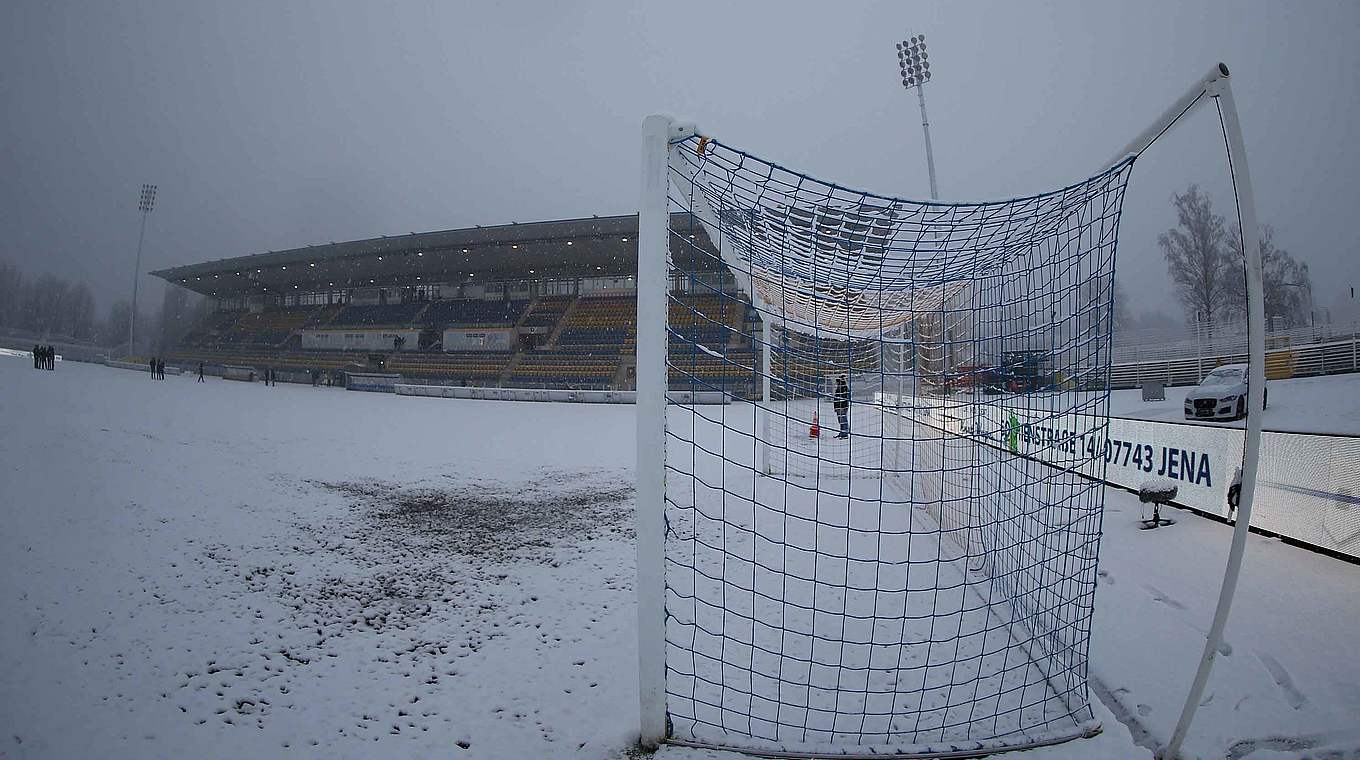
[152,214,761,397]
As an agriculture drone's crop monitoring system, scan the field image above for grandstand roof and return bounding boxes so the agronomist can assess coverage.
[151,213,719,298]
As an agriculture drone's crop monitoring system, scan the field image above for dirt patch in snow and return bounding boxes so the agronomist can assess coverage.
[175,469,635,736]
[316,470,634,558]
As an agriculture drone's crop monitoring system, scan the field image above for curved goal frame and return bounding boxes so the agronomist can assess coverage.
[636,64,1265,759]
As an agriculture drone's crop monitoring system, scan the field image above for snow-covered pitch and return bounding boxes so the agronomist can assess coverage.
[2,357,1359,759]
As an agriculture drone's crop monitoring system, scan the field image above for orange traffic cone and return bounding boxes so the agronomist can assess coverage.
[810,410,820,438]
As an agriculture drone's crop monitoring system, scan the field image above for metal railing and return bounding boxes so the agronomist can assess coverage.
[1113,319,1360,365]
[1111,332,1360,389]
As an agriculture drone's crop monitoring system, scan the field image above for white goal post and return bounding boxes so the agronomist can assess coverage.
[636,63,1264,759]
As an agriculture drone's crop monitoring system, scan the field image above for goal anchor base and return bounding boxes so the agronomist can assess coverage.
[666,720,1103,760]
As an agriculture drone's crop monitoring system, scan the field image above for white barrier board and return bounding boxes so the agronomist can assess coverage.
[345,373,403,393]
[107,359,181,375]
[885,393,1360,561]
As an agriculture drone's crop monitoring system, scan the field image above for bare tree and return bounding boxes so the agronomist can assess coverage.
[1224,224,1312,327]
[0,259,22,329]
[65,282,97,342]
[1158,185,1235,335]
[101,300,133,349]
[0,260,99,342]
[1112,280,1130,333]
[156,284,199,352]
[21,274,75,337]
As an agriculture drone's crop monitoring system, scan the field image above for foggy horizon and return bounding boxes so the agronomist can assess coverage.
[5,5,1360,759]
[3,0,1357,326]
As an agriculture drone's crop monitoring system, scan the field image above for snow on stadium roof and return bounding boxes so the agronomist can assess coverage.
[152,213,720,298]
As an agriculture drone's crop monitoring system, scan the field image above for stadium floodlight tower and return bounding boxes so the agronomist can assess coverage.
[896,34,938,199]
[639,62,1264,759]
[128,183,157,356]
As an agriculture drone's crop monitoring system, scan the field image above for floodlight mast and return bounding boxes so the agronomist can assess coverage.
[129,183,157,356]
[895,35,939,199]
[1104,63,1266,760]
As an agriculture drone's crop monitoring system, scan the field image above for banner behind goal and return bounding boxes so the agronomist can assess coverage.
[638,115,1133,757]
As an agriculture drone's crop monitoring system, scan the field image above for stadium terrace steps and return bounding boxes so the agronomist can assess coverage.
[386,351,514,382]
[507,349,621,388]
[167,348,370,373]
[557,295,637,349]
[542,298,580,349]
[420,299,529,328]
[171,294,761,398]
[329,303,427,327]
[519,296,575,331]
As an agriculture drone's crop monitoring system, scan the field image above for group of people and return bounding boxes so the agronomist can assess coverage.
[31,344,56,370]
[147,357,168,380]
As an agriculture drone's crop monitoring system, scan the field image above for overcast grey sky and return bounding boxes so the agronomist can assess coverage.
[2,0,1357,323]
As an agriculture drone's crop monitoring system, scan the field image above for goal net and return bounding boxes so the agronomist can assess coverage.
[651,128,1132,757]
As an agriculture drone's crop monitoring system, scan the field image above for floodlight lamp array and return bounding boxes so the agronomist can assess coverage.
[895,34,932,90]
[139,183,158,214]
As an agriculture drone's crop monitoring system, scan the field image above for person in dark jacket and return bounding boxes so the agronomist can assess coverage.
[833,374,850,439]
[149,356,156,378]
[197,361,205,382]
[33,344,40,369]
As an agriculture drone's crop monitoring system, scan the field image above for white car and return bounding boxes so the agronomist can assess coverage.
[1183,363,1267,421]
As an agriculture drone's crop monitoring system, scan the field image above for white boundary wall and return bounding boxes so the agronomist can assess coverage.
[107,358,183,375]
[222,365,256,382]
[1,348,61,362]
[394,383,727,405]
[302,329,421,351]
[886,393,1360,561]
[346,372,403,393]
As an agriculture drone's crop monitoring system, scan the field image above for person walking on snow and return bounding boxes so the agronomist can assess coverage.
[833,374,850,439]
[197,361,205,382]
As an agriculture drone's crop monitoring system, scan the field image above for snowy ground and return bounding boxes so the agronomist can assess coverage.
[1110,373,1360,436]
[2,358,1358,759]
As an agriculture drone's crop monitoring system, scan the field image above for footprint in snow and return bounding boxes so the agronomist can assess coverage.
[1143,584,1186,610]
[1256,653,1308,710]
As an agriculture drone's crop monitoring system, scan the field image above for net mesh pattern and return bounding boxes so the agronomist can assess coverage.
[660,133,1134,756]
